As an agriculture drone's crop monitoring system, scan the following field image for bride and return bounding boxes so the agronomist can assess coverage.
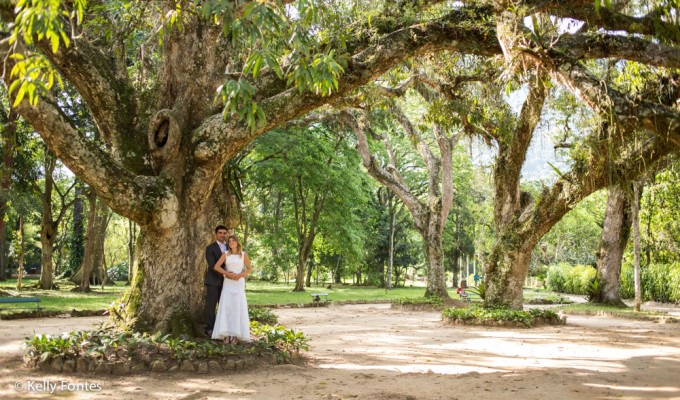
[211,235,253,344]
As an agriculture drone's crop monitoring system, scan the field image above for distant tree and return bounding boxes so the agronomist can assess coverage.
[241,125,367,291]
[38,147,77,289]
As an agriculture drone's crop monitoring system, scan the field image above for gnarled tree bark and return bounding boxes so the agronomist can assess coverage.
[595,184,632,306]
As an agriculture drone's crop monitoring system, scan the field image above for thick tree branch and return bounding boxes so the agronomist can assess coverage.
[494,76,548,230]
[524,135,674,249]
[7,95,163,226]
[552,33,680,69]
[189,5,502,205]
[344,110,427,232]
[546,57,680,149]
[533,0,680,44]
[0,7,138,152]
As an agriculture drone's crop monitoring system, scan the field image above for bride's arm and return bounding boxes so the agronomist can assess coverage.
[214,252,238,280]
[240,252,253,278]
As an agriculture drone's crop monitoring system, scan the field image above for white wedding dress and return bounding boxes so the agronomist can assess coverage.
[212,252,251,341]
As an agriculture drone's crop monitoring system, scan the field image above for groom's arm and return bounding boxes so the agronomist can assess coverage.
[209,247,239,280]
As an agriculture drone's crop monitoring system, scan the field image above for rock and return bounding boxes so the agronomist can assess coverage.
[63,359,76,373]
[235,360,246,370]
[112,362,130,375]
[76,358,89,373]
[168,365,179,372]
[151,360,167,373]
[131,363,146,373]
[180,360,195,372]
[197,362,208,373]
[88,361,97,372]
[226,360,237,370]
[50,357,64,372]
[208,360,221,371]
[95,362,112,374]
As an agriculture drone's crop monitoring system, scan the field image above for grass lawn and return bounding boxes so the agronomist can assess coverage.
[522,288,573,304]
[0,278,128,312]
[245,281,459,305]
[0,278,463,313]
[1,277,570,314]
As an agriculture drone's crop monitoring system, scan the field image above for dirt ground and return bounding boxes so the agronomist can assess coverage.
[1,303,679,400]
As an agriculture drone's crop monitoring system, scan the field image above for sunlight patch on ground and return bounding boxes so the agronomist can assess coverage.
[583,383,680,393]
[317,362,503,374]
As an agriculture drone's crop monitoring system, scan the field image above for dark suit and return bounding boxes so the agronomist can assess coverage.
[204,242,225,332]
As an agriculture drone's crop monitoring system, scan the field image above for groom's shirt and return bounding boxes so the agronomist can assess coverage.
[217,241,227,253]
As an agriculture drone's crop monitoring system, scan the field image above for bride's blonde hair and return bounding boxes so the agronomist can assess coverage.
[226,235,243,257]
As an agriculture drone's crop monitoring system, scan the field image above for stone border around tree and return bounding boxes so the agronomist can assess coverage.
[444,315,568,328]
[24,351,304,375]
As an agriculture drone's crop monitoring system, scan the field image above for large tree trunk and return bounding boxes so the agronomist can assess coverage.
[294,235,313,291]
[121,176,240,335]
[71,199,112,286]
[424,237,447,298]
[632,181,643,312]
[484,239,533,309]
[66,184,85,277]
[91,200,112,285]
[127,219,137,284]
[0,220,7,281]
[305,252,313,288]
[386,194,395,289]
[78,191,98,292]
[596,183,631,306]
[423,215,448,298]
[0,108,17,281]
[39,221,56,289]
[17,215,25,290]
[39,150,57,289]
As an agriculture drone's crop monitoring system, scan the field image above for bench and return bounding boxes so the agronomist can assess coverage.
[0,297,42,311]
[310,293,330,305]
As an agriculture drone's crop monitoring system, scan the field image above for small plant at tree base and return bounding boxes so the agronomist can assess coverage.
[24,320,308,368]
[586,274,605,303]
[248,306,278,325]
[467,280,486,300]
[249,321,309,363]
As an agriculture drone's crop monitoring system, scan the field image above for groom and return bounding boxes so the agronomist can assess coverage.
[204,225,229,337]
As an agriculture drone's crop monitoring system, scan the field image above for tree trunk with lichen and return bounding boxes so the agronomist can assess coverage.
[484,236,534,310]
[596,184,631,306]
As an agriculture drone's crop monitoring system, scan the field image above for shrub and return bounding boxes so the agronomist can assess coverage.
[621,261,680,303]
[441,305,563,328]
[107,262,129,282]
[24,320,309,367]
[392,296,444,308]
[546,263,570,292]
[546,263,596,295]
[248,307,278,325]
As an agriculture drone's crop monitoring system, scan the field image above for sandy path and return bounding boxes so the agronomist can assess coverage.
[1,304,679,400]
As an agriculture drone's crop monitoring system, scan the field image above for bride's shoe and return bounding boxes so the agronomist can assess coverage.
[223,337,231,345]
[231,337,240,345]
